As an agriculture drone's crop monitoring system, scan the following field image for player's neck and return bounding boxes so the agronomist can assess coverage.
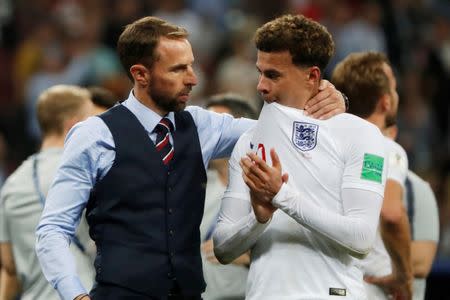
[365,114,385,130]
[40,134,65,151]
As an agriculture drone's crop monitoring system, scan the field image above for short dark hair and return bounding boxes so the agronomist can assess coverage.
[117,16,188,80]
[254,14,334,72]
[206,93,257,119]
[331,52,390,119]
[87,86,118,109]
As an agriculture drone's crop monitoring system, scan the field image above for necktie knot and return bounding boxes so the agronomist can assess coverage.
[155,117,174,135]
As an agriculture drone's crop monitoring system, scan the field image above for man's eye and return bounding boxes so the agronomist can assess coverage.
[265,72,279,79]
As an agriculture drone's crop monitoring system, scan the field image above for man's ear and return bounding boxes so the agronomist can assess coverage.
[130,64,150,87]
[379,93,391,112]
[307,66,321,84]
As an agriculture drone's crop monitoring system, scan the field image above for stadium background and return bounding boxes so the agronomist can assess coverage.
[0,0,448,298]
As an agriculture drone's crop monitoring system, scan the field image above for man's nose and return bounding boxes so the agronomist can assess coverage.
[186,67,198,86]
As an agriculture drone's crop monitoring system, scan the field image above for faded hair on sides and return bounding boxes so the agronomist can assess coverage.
[117,16,188,80]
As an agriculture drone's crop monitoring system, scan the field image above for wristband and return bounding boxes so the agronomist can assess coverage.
[341,92,350,112]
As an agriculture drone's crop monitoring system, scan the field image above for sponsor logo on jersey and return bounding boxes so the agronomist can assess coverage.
[361,153,384,183]
[329,287,346,296]
[292,122,318,151]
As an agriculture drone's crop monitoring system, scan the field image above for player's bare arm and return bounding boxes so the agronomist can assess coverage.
[365,179,413,300]
[0,243,21,300]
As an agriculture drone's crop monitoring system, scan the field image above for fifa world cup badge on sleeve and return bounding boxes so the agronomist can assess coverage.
[361,153,384,183]
[292,122,318,151]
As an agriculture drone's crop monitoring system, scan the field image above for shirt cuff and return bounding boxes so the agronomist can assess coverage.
[56,275,87,300]
[249,209,272,229]
[271,183,292,209]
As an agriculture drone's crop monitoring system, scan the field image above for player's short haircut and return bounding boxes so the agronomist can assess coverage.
[117,16,188,80]
[87,86,118,110]
[206,93,257,119]
[331,52,390,119]
[254,14,334,72]
[37,85,91,136]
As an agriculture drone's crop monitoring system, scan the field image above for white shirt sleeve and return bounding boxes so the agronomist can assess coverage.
[385,139,408,186]
[213,130,270,264]
[272,185,383,257]
[339,121,388,197]
[0,190,8,242]
[270,120,387,257]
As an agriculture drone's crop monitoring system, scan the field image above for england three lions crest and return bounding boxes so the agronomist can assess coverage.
[292,122,318,151]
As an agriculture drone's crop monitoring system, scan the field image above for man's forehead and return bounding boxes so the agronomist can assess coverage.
[256,50,293,69]
[154,37,194,63]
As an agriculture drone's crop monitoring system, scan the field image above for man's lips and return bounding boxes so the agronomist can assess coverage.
[178,93,190,102]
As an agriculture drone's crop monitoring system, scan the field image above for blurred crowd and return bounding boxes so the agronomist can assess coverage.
[0,0,448,277]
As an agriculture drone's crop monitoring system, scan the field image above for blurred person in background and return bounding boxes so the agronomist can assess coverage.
[201,94,257,300]
[87,86,119,115]
[214,17,261,111]
[332,51,413,300]
[0,85,105,300]
[384,124,439,300]
[24,9,125,143]
[34,16,345,300]
[0,133,8,190]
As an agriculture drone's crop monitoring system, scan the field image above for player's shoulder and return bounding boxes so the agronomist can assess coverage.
[0,156,34,198]
[384,137,408,160]
[407,170,433,194]
[232,126,256,155]
[407,170,426,185]
[328,113,384,144]
[238,125,256,145]
[385,137,408,173]
[328,113,381,132]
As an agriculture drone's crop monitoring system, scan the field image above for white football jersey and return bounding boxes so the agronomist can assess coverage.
[242,103,388,299]
[362,137,409,299]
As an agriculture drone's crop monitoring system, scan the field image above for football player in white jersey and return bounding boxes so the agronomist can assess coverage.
[213,15,388,299]
[332,52,413,300]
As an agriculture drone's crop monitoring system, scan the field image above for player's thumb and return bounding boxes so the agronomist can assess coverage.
[282,173,289,183]
[364,275,387,286]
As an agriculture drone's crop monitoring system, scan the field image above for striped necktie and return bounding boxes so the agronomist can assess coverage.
[154,117,174,165]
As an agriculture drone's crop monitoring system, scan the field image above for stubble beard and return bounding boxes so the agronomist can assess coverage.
[148,86,187,113]
[385,111,397,128]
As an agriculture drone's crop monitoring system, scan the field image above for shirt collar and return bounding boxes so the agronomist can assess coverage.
[122,90,176,133]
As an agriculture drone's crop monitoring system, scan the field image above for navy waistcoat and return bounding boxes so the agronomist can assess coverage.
[86,104,207,297]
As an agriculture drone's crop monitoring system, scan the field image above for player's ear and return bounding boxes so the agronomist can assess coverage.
[379,93,391,112]
[306,66,321,86]
[307,66,321,84]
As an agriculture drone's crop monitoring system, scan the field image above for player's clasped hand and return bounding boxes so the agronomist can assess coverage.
[240,148,288,202]
[240,149,289,223]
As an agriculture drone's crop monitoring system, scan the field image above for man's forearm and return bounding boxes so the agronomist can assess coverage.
[411,241,437,278]
[380,211,413,280]
[0,268,21,300]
